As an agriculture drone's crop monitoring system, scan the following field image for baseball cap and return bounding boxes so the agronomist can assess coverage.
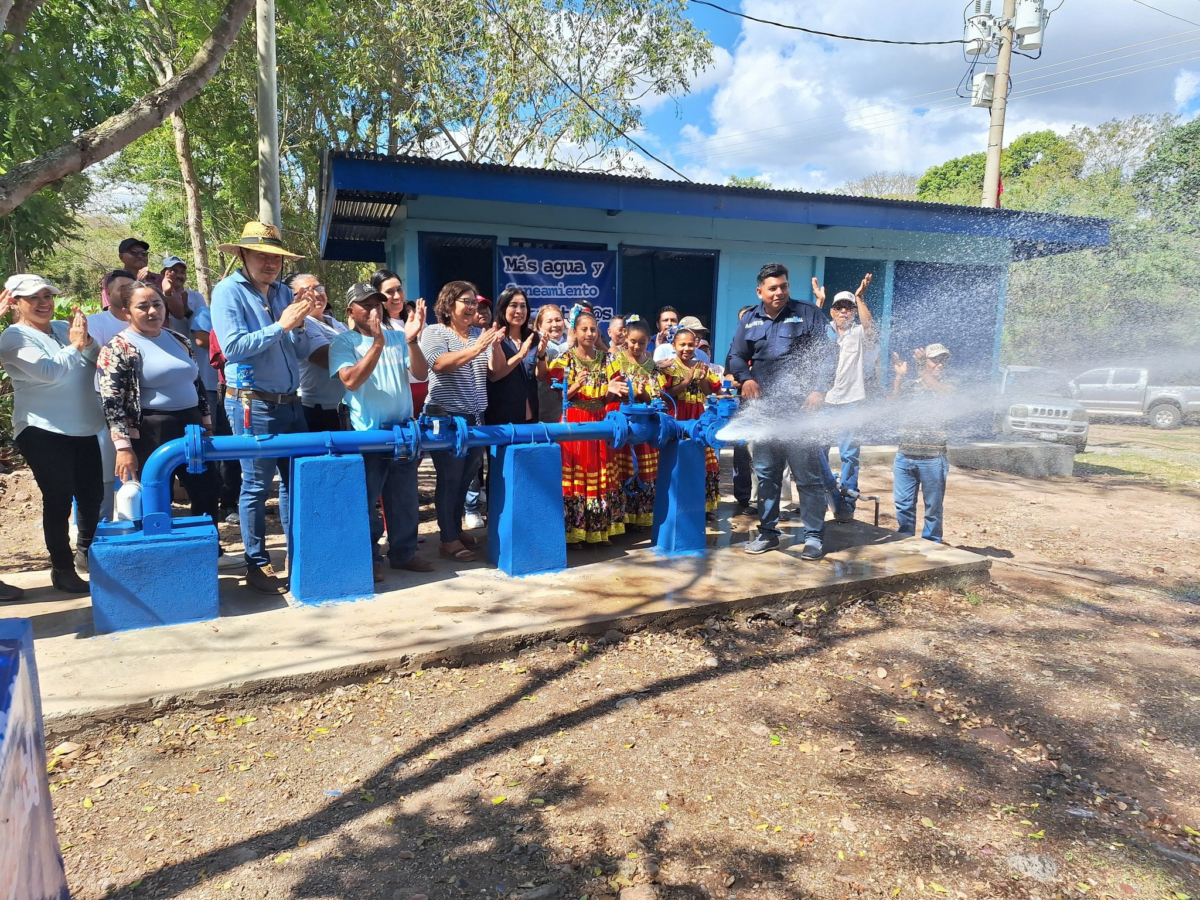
[831,291,857,308]
[161,255,187,269]
[4,274,61,298]
[924,343,952,361]
[475,295,491,308]
[677,315,709,332]
[345,283,385,306]
[118,237,150,255]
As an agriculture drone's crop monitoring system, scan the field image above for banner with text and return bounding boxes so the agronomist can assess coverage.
[498,248,617,322]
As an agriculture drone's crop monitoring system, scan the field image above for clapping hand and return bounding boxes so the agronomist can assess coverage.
[856,272,873,301]
[0,288,13,319]
[279,295,314,331]
[404,297,427,343]
[367,306,385,341]
[68,307,91,350]
[811,277,826,308]
[892,350,908,379]
[608,377,629,398]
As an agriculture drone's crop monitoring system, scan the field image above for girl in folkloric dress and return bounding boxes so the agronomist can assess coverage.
[604,316,662,530]
[538,306,625,546]
[662,325,722,516]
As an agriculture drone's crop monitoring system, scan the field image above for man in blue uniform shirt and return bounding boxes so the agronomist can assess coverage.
[211,222,314,594]
[727,263,837,559]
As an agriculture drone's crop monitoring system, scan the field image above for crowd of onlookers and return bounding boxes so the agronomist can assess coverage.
[0,220,956,602]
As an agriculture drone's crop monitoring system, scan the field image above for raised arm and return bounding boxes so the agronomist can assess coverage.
[855,273,876,339]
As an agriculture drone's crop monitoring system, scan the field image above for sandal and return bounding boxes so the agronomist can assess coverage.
[458,533,479,550]
[439,542,475,562]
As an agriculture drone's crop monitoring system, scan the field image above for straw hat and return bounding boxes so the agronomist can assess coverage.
[218,222,304,259]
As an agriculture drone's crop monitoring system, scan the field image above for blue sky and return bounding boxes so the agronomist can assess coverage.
[634,0,1200,190]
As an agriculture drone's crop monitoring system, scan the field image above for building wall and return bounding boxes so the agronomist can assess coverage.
[384,195,1013,370]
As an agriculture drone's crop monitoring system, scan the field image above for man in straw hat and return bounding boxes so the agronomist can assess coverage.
[211,222,314,594]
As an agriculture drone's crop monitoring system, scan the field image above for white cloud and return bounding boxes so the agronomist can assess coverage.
[1173,68,1200,111]
[657,0,1200,188]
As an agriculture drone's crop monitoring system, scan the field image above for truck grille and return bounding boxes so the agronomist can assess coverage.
[1030,407,1069,418]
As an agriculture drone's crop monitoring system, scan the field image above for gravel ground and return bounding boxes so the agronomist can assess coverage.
[6,423,1199,900]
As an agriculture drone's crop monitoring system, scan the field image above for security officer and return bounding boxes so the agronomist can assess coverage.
[727,263,836,558]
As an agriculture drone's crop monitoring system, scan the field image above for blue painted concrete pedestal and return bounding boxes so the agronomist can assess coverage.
[488,443,567,576]
[289,455,375,605]
[90,516,219,634]
[651,438,709,555]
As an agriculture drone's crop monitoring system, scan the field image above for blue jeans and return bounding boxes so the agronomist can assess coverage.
[225,398,306,569]
[752,441,827,542]
[732,442,754,506]
[465,456,486,515]
[818,401,863,515]
[893,452,948,542]
[362,452,419,565]
[430,445,486,544]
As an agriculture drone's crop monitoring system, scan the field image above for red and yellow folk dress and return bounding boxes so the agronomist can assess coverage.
[605,350,664,527]
[546,348,625,543]
[663,359,722,512]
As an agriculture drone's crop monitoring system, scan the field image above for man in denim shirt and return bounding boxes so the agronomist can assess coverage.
[727,263,836,559]
[211,223,314,594]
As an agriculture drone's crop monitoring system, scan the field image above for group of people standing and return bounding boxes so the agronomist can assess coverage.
[0,221,955,602]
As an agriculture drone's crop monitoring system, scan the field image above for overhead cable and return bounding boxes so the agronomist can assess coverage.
[478,0,692,182]
[690,0,967,45]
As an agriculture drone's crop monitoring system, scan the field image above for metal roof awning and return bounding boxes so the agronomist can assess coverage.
[318,151,1110,262]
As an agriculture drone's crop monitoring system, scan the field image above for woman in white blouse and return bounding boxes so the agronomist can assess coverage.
[0,275,105,593]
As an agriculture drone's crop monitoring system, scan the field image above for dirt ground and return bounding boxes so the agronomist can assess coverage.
[6,423,1200,900]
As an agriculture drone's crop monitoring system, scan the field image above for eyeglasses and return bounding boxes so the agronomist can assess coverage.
[831,304,855,312]
[457,297,479,306]
[311,285,326,294]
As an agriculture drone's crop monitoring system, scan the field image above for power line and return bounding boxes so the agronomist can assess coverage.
[477,0,692,182]
[667,26,1200,154]
[690,0,967,45]
[1127,0,1200,27]
[694,50,1200,163]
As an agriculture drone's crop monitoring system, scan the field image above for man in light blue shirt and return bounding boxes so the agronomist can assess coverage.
[329,284,433,579]
[210,222,314,594]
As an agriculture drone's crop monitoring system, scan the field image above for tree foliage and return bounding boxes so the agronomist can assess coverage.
[726,174,771,189]
[915,130,1083,206]
[836,171,919,200]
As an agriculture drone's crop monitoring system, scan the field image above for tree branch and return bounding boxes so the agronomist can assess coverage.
[0,0,253,218]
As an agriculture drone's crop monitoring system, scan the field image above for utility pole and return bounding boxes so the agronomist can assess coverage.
[981,0,1016,208]
[255,0,281,228]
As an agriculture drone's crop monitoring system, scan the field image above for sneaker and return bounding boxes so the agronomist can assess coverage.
[800,539,824,560]
[734,503,758,517]
[51,568,89,594]
[744,534,780,555]
[777,508,791,522]
[74,548,89,573]
[463,512,486,530]
[0,580,25,602]
[217,552,247,572]
[224,511,240,526]
[246,563,287,595]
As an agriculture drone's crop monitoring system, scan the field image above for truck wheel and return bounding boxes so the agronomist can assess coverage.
[1149,403,1182,429]
[1072,438,1087,453]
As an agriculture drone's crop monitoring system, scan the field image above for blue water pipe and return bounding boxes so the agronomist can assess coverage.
[138,400,736,536]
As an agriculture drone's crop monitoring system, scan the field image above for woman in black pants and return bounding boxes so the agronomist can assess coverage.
[98,282,241,572]
[0,275,106,593]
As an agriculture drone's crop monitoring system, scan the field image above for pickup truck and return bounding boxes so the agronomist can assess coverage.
[1069,366,1200,429]
[996,366,1090,452]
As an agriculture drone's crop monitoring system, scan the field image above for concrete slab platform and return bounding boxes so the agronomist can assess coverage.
[0,521,988,732]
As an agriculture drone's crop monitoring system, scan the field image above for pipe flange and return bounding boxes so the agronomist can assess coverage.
[393,422,419,460]
[453,416,470,458]
[605,410,631,449]
[184,424,206,474]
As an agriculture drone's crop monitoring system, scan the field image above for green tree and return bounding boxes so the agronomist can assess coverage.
[1132,116,1200,232]
[727,174,772,189]
[915,130,1083,206]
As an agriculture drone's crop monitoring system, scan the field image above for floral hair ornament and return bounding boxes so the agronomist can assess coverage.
[624,313,644,325]
[567,303,591,330]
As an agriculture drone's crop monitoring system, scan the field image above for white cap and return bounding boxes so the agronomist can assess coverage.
[4,274,60,298]
[161,255,187,269]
